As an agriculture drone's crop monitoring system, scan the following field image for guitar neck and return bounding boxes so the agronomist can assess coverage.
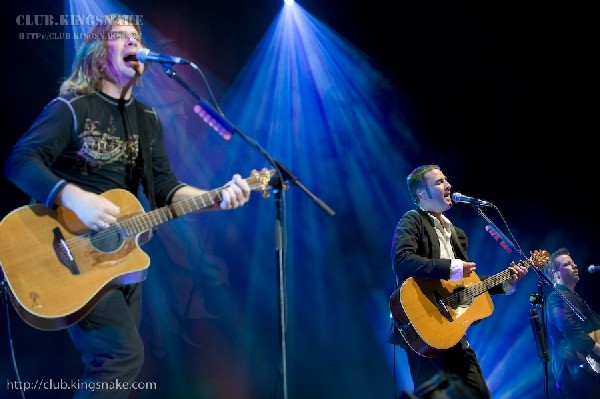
[119,189,222,237]
[469,256,536,297]
[116,168,276,238]
[471,269,513,296]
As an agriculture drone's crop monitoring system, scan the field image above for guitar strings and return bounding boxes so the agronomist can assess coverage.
[61,189,224,253]
[442,269,517,308]
[440,252,546,309]
[59,172,269,254]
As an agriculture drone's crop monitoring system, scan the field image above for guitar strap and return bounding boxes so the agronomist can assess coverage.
[135,100,158,211]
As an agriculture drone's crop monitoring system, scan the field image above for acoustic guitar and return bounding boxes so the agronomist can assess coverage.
[0,168,274,331]
[389,249,550,357]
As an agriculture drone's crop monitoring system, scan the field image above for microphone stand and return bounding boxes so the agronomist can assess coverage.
[529,281,549,399]
[472,205,548,397]
[159,63,335,399]
[472,205,584,318]
[472,205,588,399]
[526,263,590,399]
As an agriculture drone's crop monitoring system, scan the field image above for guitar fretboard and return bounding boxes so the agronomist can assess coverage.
[119,189,222,236]
[116,168,275,237]
[444,250,549,307]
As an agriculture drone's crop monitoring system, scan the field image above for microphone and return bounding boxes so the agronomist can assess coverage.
[135,48,190,65]
[451,192,492,207]
[588,265,600,273]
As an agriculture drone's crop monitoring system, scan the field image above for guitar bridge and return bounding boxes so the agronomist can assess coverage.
[52,227,80,275]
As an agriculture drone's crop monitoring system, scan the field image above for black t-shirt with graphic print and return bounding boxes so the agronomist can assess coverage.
[6,91,184,208]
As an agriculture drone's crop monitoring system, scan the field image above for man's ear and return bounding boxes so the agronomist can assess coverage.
[415,188,426,201]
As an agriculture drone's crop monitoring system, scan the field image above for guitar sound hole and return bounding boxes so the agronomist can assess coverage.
[454,287,472,307]
[89,226,125,253]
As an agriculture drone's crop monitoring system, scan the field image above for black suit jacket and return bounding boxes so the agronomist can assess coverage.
[544,284,600,387]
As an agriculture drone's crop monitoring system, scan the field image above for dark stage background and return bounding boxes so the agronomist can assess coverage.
[1,1,598,399]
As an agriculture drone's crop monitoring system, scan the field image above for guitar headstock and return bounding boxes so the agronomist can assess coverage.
[529,249,550,268]
[246,168,282,198]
